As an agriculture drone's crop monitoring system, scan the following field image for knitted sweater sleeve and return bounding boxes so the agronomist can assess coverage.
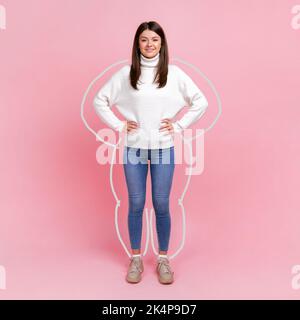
[93,68,126,132]
[172,65,208,133]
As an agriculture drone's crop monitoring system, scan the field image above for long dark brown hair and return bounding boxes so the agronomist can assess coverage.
[130,21,169,90]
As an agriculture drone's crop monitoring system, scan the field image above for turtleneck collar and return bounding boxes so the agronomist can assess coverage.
[140,52,160,68]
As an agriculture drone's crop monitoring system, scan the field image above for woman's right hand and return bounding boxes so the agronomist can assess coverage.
[123,120,139,134]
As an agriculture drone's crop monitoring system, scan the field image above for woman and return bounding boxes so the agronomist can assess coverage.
[93,21,209,285]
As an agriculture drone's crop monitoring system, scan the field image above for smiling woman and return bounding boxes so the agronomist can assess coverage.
[139,30,161,57]
[129,22,168,90]
[92,20,209,285]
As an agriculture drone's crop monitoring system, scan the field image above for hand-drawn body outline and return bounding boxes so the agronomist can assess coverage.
[81,57,221,260]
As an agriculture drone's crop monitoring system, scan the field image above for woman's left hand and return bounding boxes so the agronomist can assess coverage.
[159,118,174,134]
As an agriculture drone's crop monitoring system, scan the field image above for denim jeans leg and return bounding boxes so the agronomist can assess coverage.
[123,147,148,250]
[149,147,175,252]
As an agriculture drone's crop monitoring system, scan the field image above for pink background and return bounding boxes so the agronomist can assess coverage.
[1,0,300,299]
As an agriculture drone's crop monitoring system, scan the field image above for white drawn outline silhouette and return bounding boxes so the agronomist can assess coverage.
[81,57,221,260]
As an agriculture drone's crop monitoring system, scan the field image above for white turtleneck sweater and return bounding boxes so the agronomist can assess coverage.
[93,52,208,149]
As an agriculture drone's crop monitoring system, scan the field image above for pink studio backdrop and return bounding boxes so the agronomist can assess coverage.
[0,0,300,299]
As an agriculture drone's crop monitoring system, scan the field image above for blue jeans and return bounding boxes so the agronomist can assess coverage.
[123,146,175,251]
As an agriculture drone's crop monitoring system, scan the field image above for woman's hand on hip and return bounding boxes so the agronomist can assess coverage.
[159,118,174,134]
[124,120,139,134]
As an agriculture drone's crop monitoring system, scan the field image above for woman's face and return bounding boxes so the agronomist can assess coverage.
[138,29,161,59]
